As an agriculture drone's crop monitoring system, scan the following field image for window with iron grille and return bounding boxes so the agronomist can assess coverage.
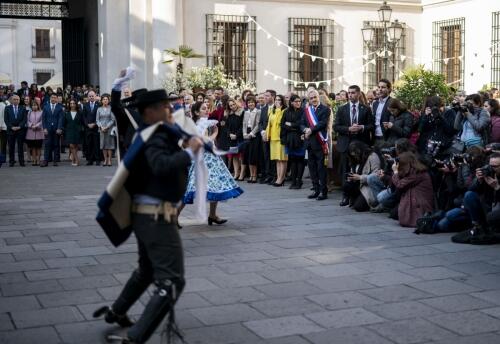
[33,69,54,85]
[492,12,500,89]
[362,21,406,92]
[288,18,334,91]
[206,14,256,82]
[432,18,465,90]
[34,28,53,58]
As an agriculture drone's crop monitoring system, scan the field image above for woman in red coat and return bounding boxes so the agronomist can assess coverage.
[392,152,434,227]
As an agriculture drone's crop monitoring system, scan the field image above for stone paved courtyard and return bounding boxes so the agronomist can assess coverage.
[1,163,500,344]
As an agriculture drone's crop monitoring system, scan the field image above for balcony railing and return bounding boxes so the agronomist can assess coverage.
[32,45,55,58]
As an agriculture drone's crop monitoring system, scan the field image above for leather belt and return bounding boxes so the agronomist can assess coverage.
[131,203,178,223]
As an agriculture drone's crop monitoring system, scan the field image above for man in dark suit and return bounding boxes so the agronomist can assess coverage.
[16,81,30,105]
[301,89,330,200]
[41,94,64,167]
[372,78,392,147]
[4,95,27,166]
[258,89,276,184]
[82,90,101,165]
[334,85,374,206]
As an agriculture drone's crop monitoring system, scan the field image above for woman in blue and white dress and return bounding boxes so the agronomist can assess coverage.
[180,101,243,226]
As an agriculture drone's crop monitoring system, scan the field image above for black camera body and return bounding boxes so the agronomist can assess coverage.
[427,140,442,157]
[380,147,397,158]
[480,164,495,178]
[452,153,471,165]
[451,101,470,114]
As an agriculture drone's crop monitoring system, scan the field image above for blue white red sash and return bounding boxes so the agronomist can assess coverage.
[304,105,329,154]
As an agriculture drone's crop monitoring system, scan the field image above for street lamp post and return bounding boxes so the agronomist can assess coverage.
[362,1,403,79]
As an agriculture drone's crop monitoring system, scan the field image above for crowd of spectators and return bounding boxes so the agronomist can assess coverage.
[0,79,499,244]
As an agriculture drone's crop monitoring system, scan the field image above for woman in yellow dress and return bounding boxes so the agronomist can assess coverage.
[266,94,288,186]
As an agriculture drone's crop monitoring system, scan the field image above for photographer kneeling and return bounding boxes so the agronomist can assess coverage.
[392,152,434,227]
[343,141,383,212]
[441,153,500,244]
[367,138,419,213]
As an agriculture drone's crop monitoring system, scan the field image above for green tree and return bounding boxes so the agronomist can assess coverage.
[394,66,452,111]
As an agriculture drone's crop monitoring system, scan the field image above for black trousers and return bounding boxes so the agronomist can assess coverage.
[289,155,305,184]
[43,130,60,162]
[338,151,350,189]
[308,148,327,195]
[7,130,25,163]
[0,130,7,156]
[85,129,100,162]
[259,140,271,180]
[112,214,185,343]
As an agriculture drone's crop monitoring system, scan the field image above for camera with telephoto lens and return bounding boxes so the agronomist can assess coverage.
[479,164,495,178]
[451,101,469,113]
[434,158,453,170]
[452,153,472,165]
[380,147,397,158]
[427,140,442,157]
[486,143,500,152]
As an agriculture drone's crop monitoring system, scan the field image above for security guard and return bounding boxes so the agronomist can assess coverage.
[94,89,203,343]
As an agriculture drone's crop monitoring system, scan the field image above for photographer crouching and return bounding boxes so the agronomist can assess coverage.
[438,152,500,244]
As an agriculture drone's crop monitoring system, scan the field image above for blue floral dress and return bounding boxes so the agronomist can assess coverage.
[183,119,244,204]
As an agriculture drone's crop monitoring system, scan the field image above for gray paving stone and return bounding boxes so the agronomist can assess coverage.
[208,272,271,288]
[54,320,112,344]
[369,318,457,344]
[405,266,467,280]
[359,284,433,302]
[358,271,421,287]
[190,303,265,326]
[305,308,385,328]
[431,333,500,344]
[44,256,99,268]
[0,327,62,344]
[420,294,496,313]
[471,290,500,305]
[367,300,443,320]
[12,249,65,261]
[308,276,375,292]
[244,315,324,339]
[349,259,414,273]
[0,313,14,331]
[260,268,318,283]
[409,279,481,296]
[460,274,500,290]
[305,326,394,344]
[183,323,261,344]
[448,262,500,275]
[62,246,112,257]
[0,295,40,312]
[25,267,83,281]
[198,287,268,305]
[11,306,84,328]
[255,281,322,298]
[37,289,103,307]
[307,291,380,310]
[250,297,325,317]
[184,278,220,293]
[58,274,120,291]
[0,280,63,296]
[0,260,47,273]
[429,310,500,336]
[77,262,135,276]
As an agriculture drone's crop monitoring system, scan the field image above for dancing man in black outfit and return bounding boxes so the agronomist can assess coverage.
[94,89,202,343]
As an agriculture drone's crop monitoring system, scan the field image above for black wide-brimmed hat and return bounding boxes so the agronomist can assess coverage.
[133,89,180,110]
[122,88,147,103]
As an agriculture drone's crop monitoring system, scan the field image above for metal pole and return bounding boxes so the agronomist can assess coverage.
[383,20,388,78]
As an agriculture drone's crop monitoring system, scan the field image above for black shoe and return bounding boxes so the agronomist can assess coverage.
[19,162,25,167]
[308,192,320,199]
[9,162,14,167]
[289,182,298,189]
[93,306,134,328]
[295,181,303,189]
[53,162,58,166]
[86,161,94,166]
[339,198,350,207]
[316,194,328,201]
[273,181,285,187]
[208,217,228,225]
[265,177,274,184]
[258,179,267,184]
[267,179,276,185]
[96,161,101,166]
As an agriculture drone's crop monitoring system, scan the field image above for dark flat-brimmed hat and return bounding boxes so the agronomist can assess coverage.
[134,89,178,110]
[122,88,147,103]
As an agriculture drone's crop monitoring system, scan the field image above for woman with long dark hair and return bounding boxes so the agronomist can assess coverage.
[392,152,434,227]
[281,94,306,189]
[344,141,383,211]
[64,99,83,166]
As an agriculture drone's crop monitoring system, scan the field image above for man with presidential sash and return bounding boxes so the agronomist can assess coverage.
[301,89,331,201]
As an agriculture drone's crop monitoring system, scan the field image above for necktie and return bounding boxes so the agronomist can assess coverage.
[90,103,94,112]
[352,104,357,125]
[51,104,55,113]
[14,106,17,119]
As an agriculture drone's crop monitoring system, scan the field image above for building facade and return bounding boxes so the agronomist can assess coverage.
[0,0,499,94]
